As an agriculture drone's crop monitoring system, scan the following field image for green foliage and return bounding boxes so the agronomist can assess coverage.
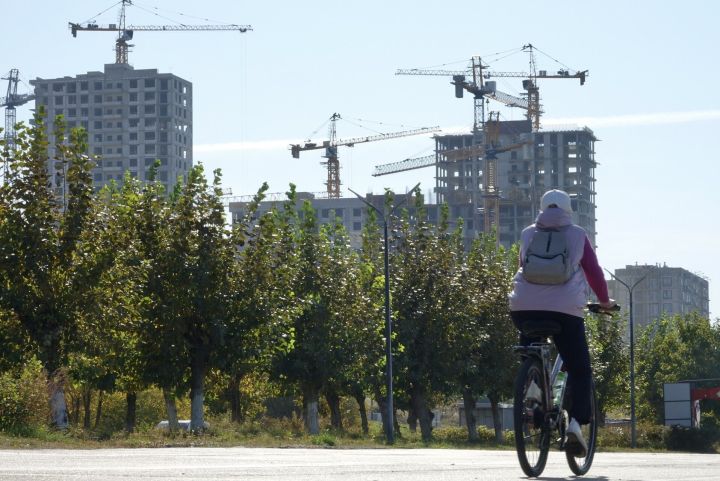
[0,360,48,435]
[666,424,720,453]
[0,114,93,374]
[463,235,518,409]
[636,313,720,422]
[92,388,190,436]
[0,308,35,372]
[585,311,628,422]
[390,191,464,439]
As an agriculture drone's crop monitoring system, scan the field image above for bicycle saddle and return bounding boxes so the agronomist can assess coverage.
[518,319,563,337]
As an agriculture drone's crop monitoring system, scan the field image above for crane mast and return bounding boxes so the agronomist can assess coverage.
[69,0,252,64]
[290,113,439,198]
[1,69,35,178]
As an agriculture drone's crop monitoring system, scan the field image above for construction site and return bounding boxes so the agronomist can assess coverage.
[0,1,597,251]
[231,45,597,250]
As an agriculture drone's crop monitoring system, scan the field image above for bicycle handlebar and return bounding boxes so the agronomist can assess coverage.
[587,303,621,314]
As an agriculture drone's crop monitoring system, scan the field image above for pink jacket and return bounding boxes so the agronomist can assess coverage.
[508,208,610,318]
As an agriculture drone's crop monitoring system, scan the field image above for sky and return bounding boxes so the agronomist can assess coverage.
[3,0,719,317]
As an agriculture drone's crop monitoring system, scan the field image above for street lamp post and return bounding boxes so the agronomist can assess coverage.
[349,183,420,444]
[605,268,650,449]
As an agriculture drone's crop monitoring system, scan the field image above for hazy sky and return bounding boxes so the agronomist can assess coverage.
[3,0,719,317]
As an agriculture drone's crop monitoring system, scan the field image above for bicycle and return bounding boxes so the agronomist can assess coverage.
[512,303,620,477]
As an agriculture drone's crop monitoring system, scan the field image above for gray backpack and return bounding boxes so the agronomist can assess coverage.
[522,227,574,285]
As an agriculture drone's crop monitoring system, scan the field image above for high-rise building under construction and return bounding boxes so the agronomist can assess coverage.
[228,122,599,251]
[30,63,193,195]
[434,122,598,248]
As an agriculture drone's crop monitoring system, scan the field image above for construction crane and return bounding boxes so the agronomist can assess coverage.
[396,44,587,131]
[1,69,36,177]
[69,0,252,64]
[373,135,530,176]
[397,58,528,234]
[395,45,588,234]
[290,113,440,198]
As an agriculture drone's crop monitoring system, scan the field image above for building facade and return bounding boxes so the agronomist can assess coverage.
[229,122,599,251]
[434,123,598,248]
[229,191,429,249]
[30,63,192,195]
[608,264,710,330]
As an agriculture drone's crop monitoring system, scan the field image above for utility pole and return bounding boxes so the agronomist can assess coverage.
[605,267,653,448]
[348,182,420,444]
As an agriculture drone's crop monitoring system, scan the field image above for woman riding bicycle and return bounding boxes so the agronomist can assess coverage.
[509,189,615,456]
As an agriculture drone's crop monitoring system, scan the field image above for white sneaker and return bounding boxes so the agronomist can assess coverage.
[525,380,542,402]
[566,418,588,457]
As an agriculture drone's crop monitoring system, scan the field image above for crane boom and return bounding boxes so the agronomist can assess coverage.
[373,154,435,176]
[69,0,251,64]
[291,113,439,197]
[291,125,439,158]
[373,139,530,177]
[396,68,587,85]
[69,23,250,34]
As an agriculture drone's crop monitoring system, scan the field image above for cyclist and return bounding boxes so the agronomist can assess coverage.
[508,189,615,456]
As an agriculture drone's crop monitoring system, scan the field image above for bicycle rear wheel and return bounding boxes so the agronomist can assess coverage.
[514,358,550,477]
[566,380,598,475]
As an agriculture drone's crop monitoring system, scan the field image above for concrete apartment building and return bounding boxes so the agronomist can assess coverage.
[434,122,598,248]
[229,121,599,251]
[30,63,192,195]
[229,191,425,248]
[608,264,710,330]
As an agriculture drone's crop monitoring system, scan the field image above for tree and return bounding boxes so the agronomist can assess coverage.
[221,183,298,423]
[0,113,94,428]
[69,177,148,431]
[450,234,516,443]
[273,200,365,434]
[636,312,720,423]
[353,207,388,436]
[391,192,462,441]
[585,310,628,425]
[161,165,236,431]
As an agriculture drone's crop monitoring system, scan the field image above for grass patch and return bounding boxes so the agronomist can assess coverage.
[2,417,718,453]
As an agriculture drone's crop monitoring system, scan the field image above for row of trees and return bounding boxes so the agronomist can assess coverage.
[5,114,711,442]
[0,115,528,441]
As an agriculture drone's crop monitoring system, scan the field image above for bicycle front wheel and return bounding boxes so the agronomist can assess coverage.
[514,358,550,477]
[566,380,598,475]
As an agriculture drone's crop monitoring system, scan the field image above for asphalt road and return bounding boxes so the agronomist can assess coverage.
[0,447,718,480]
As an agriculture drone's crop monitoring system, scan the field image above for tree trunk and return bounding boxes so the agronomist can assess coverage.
[375,394,389,438]
[410,388,433,442]
[82,388,92,430]
[393,408,401,438]
[489,393,503,444]
[190,355,207,433]
[48,371,69,430]
[125,391,137,433]
[597,400,606,427]
[94,391,103,429]
[407,407,418,433]
[353,391,369,436]
[463,388,479,442]
[228,374,242,423]
[325,390,342,431]
[71,393,80,426]
[163,388,180,432]
[303,385,320,435]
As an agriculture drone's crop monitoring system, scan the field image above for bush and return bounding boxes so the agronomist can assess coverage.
[0,360,48,435]
[93,388,191,436]
[666,425,720,453]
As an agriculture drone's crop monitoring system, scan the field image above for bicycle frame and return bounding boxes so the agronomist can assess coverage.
[514,340,569,441]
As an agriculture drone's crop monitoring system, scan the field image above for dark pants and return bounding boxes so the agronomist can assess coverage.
[511,310,592,425]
